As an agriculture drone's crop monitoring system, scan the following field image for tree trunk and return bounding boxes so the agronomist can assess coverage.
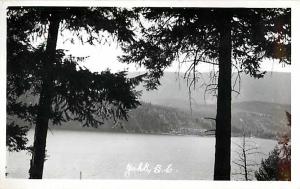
[243,138,248,181]
[29,11,60,179]
[213,10,232,180]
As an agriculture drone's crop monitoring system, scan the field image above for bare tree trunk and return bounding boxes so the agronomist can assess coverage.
[29,11,60,179]
[214,10,232,180]
[242,133,249,180]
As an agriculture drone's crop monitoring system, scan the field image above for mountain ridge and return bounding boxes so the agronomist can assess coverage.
[12,71,290,139]
[135,71,290,107]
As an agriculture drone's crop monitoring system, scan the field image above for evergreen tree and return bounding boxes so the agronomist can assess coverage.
[120,8,291,180]
[255,148,280,180]
[255,111,291,181]
[7,7,143,179]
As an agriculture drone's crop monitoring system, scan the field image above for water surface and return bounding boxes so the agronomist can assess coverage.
[6,130,276,180]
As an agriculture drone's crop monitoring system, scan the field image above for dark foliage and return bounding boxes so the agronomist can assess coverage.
[255,111,291,181]
[120,8,291,89]
[6,123,29,152]
[255,148,280,180]
[6,7,142,171]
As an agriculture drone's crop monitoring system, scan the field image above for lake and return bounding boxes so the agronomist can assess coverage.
[6,129,277,180]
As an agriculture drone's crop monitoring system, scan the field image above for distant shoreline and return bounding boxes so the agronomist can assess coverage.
[38,126,278,140]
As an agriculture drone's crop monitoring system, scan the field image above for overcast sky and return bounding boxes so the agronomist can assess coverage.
[56,30,291,74]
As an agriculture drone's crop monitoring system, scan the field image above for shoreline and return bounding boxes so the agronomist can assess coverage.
[26,126,278,141]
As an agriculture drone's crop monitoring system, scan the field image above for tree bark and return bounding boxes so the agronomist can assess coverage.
[213,10,232,180]
[29,11,60,179]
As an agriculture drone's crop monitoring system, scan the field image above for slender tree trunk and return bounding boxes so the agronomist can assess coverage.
[242,134,248,181]
[29,11,60,179]
[213,10,232,180]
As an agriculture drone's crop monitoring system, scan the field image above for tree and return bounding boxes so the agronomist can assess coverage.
[7,7,143,179]
[120,8,291,180]
[255,111,291,181]
[255,148,280,180]
[232,124,260,181]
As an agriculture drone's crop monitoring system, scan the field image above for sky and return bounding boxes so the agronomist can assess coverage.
[56,36,291,74]
[48,10,291,75]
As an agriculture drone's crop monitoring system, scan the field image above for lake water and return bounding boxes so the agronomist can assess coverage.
[6,130,277,180]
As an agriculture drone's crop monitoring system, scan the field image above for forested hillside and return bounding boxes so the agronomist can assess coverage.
[51,101,290,139]
[12,71,290,139]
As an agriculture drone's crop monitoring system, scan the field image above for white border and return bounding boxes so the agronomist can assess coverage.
[1,1,299,189]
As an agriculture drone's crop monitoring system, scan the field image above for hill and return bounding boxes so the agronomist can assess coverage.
[137,72,290,107]
[50,101,290,139]
[10,71,290,139]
